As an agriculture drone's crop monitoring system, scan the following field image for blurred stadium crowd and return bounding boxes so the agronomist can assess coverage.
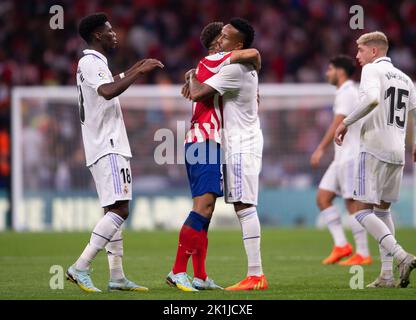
[1,0,416,191]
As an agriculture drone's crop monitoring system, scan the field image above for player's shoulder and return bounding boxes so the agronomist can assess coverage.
[219,63,246,77]
[201,52,232,68]
[78,53,95,64]
[339,80,357,91]
[204,51,232,61]
[361,62,379,75]
[78,54,108,70]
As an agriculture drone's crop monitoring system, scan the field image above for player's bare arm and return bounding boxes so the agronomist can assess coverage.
[310,114,345,168]
[98,59,164,100]
[230,48,261,72]
[113,59,146,81]
[182,48,260,101]
[189,70,217,102]
[413,142,416,162]
[181,68,197,100]
[181,82,191,100]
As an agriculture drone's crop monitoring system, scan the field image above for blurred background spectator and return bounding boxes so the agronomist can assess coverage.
[0,0,415,87]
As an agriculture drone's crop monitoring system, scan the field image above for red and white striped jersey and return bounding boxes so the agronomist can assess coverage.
[185,52,232,144]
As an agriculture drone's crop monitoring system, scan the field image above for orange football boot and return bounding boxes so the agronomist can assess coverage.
[225,275,268,291]
[322,243,353,265]
[338,253,372,266]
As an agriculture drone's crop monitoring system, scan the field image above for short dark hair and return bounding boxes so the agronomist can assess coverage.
[78,13,108,44]
[329,55,356,77]
[229,17,254,49]
[200,22,224,50]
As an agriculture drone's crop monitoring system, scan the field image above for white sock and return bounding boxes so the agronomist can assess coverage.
[236,207,263,276]
[374,208,395,278]
[320,206,347,247]
[106,229,125,281]
[355,209,407,263]
[75,211,125,271]
[348,214,369,257]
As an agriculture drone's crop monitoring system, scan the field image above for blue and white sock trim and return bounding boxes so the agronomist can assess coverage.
[355,209,373,223]
[106,211,125,228]
[236,207,257,219]
[374,208,391,218]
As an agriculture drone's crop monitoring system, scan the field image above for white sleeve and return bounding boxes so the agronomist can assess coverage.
[409,83,416,112]
[343,87,379,126]
[359,64,381,92]
[343,65,381,126]
[207,52,232,65]
[334,91,355,116]
[80,58,112,92]
[203,64,242,96]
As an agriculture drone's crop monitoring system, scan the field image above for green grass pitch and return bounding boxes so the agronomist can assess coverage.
[0,228,415,300]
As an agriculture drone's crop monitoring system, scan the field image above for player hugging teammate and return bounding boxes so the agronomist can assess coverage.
[166,18,267,291]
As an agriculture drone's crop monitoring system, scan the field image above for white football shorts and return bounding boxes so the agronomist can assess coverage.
[353,152,403,205]
[89,153,133,207]
[319,159,355,199]
[224,153,261,206]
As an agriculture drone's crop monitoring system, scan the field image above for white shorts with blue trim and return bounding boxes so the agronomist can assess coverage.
[319,159,355,199]
[353,152,403,205]
[224,153,261,206]
[89,153,133,207]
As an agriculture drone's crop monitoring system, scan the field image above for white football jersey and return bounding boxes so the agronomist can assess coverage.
[358,57,416,165]
[204,63,262,157]
[76,49,132,166]
[333,80,360,164]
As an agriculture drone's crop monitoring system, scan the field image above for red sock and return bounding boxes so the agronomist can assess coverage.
[192,230,208,280]
[172,225,204,274]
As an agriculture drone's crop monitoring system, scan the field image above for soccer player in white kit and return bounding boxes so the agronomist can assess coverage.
[311,55,371,266]
[335,31,416,288]
[66,13,163,292]
[189,18,267,291]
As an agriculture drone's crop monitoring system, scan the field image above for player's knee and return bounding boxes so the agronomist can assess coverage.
[316,192,332,211]
[193,203,214,218]
[234,202,253,213]
[108,200,130,220]
[344,199,357,214]
[376,201,391,211]
[206,200,216,212]
[119,208,129,220]
[193,195,216,218]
